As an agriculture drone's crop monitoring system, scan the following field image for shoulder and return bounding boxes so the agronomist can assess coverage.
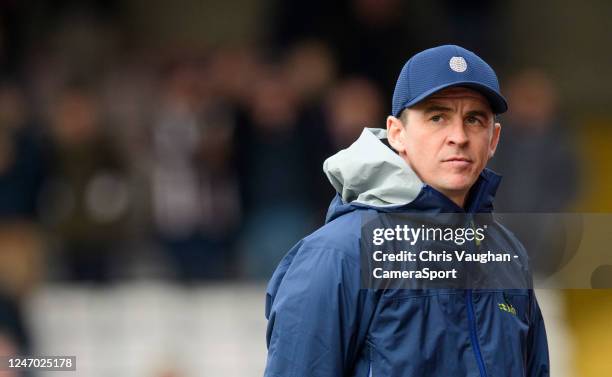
[489,218,532,272]
[266,208,369,294]
[491,219,528,252]
[302,209,365,258]
[265,208,375,318]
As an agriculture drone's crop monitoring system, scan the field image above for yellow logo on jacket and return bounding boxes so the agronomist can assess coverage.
[498,302,517,316]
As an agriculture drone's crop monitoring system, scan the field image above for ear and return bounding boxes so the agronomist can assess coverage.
[387,115,406,153]
[488,122,502,158]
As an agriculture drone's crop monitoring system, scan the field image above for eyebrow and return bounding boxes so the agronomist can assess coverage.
[422,104,453,114]
[465,110,492,119]
[420,102,493,119]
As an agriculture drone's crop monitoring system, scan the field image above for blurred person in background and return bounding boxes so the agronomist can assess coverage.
[301,77,386,214]
[282,40,336,110]
[325,77,384,149]
[235,62,318,279]
[206,46,262,110]
[281,40,338,217]
[268,0,414,98]
[40,84,129,283]
[490,68,579,212]
[0,223,43,357]
[0,81,45,359]
[489,69,581,278]
[151,59,241,281]
[0,81,46,219]
[0,332,20,377]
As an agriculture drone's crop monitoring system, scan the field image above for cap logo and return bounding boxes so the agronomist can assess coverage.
[449,56,467,72]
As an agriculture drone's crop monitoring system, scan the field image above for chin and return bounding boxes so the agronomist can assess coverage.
[438,176,475,192]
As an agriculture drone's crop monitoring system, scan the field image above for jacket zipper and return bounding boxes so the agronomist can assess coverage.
[426,184,491,377]
[466,289,488,377]
[466,215,488,377]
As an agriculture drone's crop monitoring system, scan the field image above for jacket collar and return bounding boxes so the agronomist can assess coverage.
[325,168,502,223]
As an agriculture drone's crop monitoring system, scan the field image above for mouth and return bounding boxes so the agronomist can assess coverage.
[442,157,473,167]
[443,156,472,162]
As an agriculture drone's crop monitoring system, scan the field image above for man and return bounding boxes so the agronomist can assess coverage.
[264,45,550,377]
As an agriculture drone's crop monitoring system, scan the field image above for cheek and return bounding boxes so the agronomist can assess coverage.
[404,137,437,172]
[474,134,495,161]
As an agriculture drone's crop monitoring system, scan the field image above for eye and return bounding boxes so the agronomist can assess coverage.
[466,115,483,126]
[430,114,444,123]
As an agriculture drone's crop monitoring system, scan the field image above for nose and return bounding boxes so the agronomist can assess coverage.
[446,117,469,146]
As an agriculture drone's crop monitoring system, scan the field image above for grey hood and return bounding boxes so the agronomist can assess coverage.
[323,128,423,207]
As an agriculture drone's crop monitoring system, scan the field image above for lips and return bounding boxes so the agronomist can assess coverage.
[442,156,473,168]
[443,156,472,163]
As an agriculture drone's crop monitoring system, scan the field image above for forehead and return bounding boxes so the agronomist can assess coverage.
[416,86,492,111]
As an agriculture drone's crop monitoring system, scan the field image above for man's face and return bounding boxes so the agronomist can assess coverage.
[387,87,501,206]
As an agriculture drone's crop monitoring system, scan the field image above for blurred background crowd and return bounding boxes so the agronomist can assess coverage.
[0,0,611,376]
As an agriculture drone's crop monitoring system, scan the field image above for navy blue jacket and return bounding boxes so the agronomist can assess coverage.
[264,129,550,377]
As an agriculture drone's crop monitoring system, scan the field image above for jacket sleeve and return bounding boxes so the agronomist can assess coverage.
[527,291,550,377]
[264,243,375,377]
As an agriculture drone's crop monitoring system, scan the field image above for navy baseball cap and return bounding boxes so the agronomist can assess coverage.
[392,45,508,116]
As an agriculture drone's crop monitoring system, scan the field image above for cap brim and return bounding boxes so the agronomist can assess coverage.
[398,81,508,116]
